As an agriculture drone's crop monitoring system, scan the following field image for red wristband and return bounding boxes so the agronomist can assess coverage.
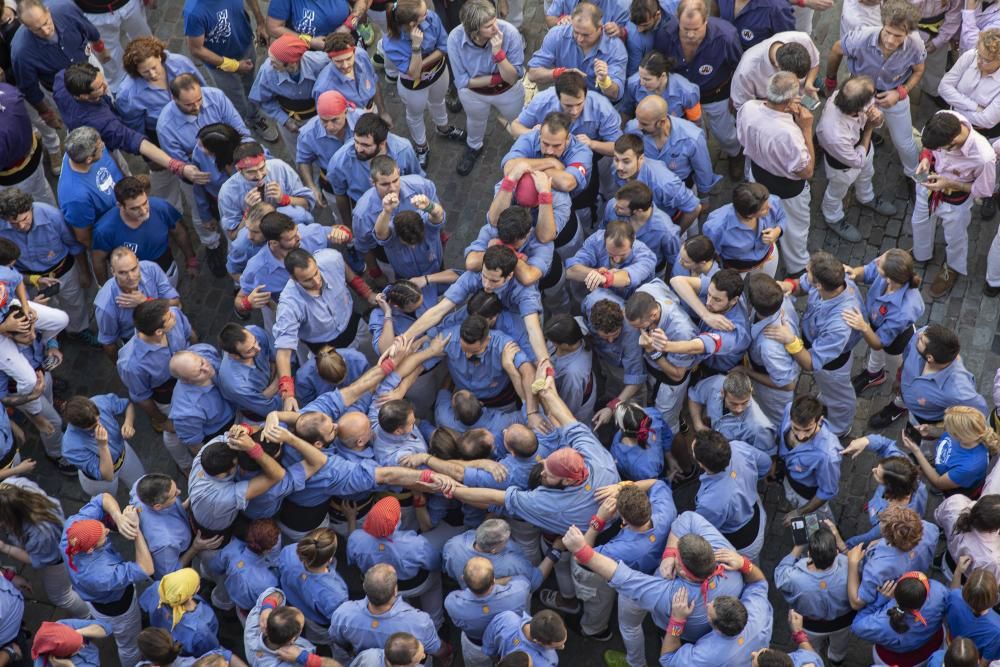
[920,148,934,163]
[574,544,596,564]
[545,366,555,377]
[420,469,434,483]
[278,376,295,398]
[240,422,255,434]
[500,177,516,193]
[492,49,506,63]
[791,630,809,646]
[240,296,253,312]
[168,158,185,176]
[278,194,292,207]
[305,653,323,667]
[537,191,553,205]
[896,85,908,101]
[740,556,753,575]
[343,14,358,29]
[490,73,503,86]
[662,546,679,560]
[823,76,837,93]
[92,39,106,53]
[247,443,264,460]
[333,224,353,242]
[552,67,567,78]
[1,568,13,581]
[607,398,621,411]
[261,594,281,610]
[784,277,799,293]
[380,357,395,375]
[589,514,606,531]
[603,270,615,288]
[413,495,427,507]
[667,618,686,637]
[367,265,384,279]
[349,275,372,299]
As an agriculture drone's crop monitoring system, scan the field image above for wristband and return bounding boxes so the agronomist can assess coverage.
[92,39,106,53]
[492,49,506,63]
[783,277,799,294]
[823,76,837,93]
[367,265,384,279]
[537,191,553,205]
[1,568,13,581]
[740,556,753,575]
[603,270,615,288]
[343,13,359,29]
[278,375,295,399]
[552,67,567,78]
[218,57,241,72]
[167,158,186,176]
[247,443,265,460]
[500,177,516,192]
[278,194,292,207]
[422,201,437,213]
[574,544,596,564]
[240,296,253,312]
[896,85,908,101]
[261,594,281,611]
[667,618,686,637]
[784,337,805,355]
[490,72,503,86]
[794,0,805,6]
[607,398,621,411]
[545,366,555,378]
[597,75,613,89]
[239,423,256,435]
[919,148,934,164]
[662,546,679,560]
[545,547,562,561]
[380,357,396,375]
[791,630,809,645]
[299,33,313,44]
[420,469,434,484]
[589,514,606,532]
[333,225,353,242]
[349,275,372,299]
[40,108,59,123]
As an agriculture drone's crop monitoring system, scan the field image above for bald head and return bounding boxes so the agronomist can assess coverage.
[337,411,372,449]
[169,350,213,383]
[636,95,668,121]
[464,556,496,594]
[835,75,876,115]
[504,423,538,458]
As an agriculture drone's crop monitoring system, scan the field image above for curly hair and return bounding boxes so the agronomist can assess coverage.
[123,36,168,78]
[879,505,924,552]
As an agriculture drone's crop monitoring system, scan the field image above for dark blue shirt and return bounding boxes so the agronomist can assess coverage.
[653,15,743,96]
[182,0,254,59]
[717,0,794,48]
[91,197,180,260]
[267,0,351,36]
[0,84,34,166]
[52,70,146,155]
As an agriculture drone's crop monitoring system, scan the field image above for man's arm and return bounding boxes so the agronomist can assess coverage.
[91,248,110,284]
[170,222,197,267]
[275,427,328,476]
[449,486,508,508]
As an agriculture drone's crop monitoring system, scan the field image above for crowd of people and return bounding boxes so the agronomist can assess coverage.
[1,0,1000,663]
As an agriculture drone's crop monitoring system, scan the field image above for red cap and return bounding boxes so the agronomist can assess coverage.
[31,622,84,660]
[543,447,587,485]
[64,519,103,571]
[514,173,540,207]
[268,33,309,63]
[363,496,401,538]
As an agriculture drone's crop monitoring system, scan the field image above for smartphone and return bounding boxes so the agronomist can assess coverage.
[38,282,60,299]
[42,355,60,371]
[791,517,808,546]
[914,171,930,183]
[804,512,820,537]
[800,95,820,111]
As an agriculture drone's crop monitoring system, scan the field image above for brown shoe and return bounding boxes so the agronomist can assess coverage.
[728,150,745,182]
[929,264,959,299]
[47,150,62,176]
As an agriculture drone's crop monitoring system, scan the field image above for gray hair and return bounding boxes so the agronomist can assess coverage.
[0,188,32,220]
[722,369,753,399]
[460,0,497,36]
[65,126,102,164]
[766,71,800,105]
[475,518,511,553]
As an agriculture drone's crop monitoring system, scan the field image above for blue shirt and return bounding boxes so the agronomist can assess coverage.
[140,588,220,657]
[52,70,146,155]
[278,544,348,626]
[581,290,646,386]
[695,439,770,533]
[446,578,531,643]
[610,407,671,481]
[621,69,701,116]
[842,26,926,92]
[444,269,544,318]
[312,47,379,109]
[240,459,308,519]
[516,88,623,142]
[249,52,329,125]
[433,388,521,441]
[157,87,251,162]
[218,159,315,233]
[778,405,842,501]
[747,297,801,397]
[352,175,444,276]
[31,619,112,667]
[117,52,204,135]
[0,84,33,168]
[10,0,98,104]
[624,117,719,194]
[860,260,925,347]
[944,588,1000,659]
[597,481,676,573]
[282,447,377,507]
[210,539,280,611]
[295,111,354,167]
[57,148,122,231]
[329,597,441,654]
[442,530,541,589]
[718,0,794,48]
[546,0,629,24]
[187,444,252,531]
[239,222,329,296]
[169,345,236,446]
[62,394,130,482]
[116,307,193,402]
[0,203,82,273]
[702,196,786,265]
[273,248,354,349]
[567,231,656,299]
[612,158,699,217]
[501,128,594,197]
[466,223,554,276]
[218,325,281,418]
[653,15,744,95]
[0,575,21,646]
[381,13,449,72]
[94,261,178,345]
[797,274,864,371]
[528,24,627,99]
[774,552,852,622]
[933,432,989,491]
[182,0,254,58]
[448,20,525,90]
[60,496,150,603]
[327,132,424,201]
[899,327,989,421]
[482,611,558,666]
[444,325,528,400]
[226,226,266,276]
[693,301,752,373]
[130,478,194,579]
[347,527,440,580]
[852,579,947,651]
[91,197,181,261]
[268,0,351,36]
[294,348,368,405]
[857,521,939,605]
[688,374,775,452]
[634,279,699,372]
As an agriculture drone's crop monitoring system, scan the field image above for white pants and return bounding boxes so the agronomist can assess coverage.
[872,644,934,667]
[40,562,90,617]
[398,70,451,146]
[28,92,61,155]
[24,377,63,460]
[458,83,525,151]
[618,594,649,667]
[0,301,67,414]
[570,559,616,635]
[779,184,811,274]
[813,361,856,437]
[280,515,329,543]
[821,146,876,223]
[986,227,1000,288]
[782,478,833,521]
[461,633,492,667]
[867,347,903,379]
[2,145,55,207]
[911,185,972,274]
[805,627,850,664]
[50,260,91,333]
[155,400,192,471]
[400,570,444,628]
[84,0,151,91]
[87,589,142,667]
[738,246,781,279]
[76,442,146,497]
[753,383,795,427]
[881,97,919,177]
[701,99,741,157]
[734,499,767,562]
[649,374,690,435]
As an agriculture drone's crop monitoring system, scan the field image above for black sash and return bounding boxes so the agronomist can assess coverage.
[721,501,761,550]
[787,473,818,500]
[151,377,178,405]
[90,584,134,617]
[276,94,317,120]
[538,254,564,291]
[554,210,579,249]
[750,160,806,199]
[279,497,331,532]
[398,568,430,590]
[802,608,856,633]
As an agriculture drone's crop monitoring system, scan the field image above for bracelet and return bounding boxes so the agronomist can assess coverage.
[667,618,686,637]
[597,75,613,89]
[422,201,436,213]
[261,594,282,611]
[545,366,555,378]
[603,270,614,288]
[343,13,359,29]
[662,546,679,560]
[794,0,805,6]
[380,357,396,375]
[919,148,934,164]
[278,375,295,399]
[896,85,908,101]
[537,191,553,205]
[791,630,809,646]
[246,443,265,460]
[298,33,313,44]
[784,337,805,355]
[545,547,562,561]
[1,568,14,581]
[240,296,253,312]
[574,544,596,564]
[420,469,434,483]
[490,72,503,86]
[278,194,292,207]
[492,49,506,63]
[349,275,372,299]
[552,67,566,78]
[92,39,106,53]
[167,158,186,176]
[740,555,753,575]
[500,177,517,192]
[240,423,255,434]
[823,76,837,91]
[218,57,241,72]
[607,398,621,411]
[589,514,606,531]
[333,225,353,242]
[367,265,384,279]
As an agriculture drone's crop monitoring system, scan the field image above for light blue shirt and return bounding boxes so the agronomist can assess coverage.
[567,230,656,298]
[130,478,194,578]
[217,159,315,233]
[774,552,852,622]
[0,575,21,646]
[842,26,927,92]
[442,530,542,589]
[482,611,559,666]
[621,69,701,116]
[516,87,622,142]
[857,522,939,605]
[527,24,627,99]
[62,394,129,482]
[443,270,543,318]
[502,129,593,197]
[93,261,178,346]
[218,325,281,418]
[688,375,776,453]
[116,307,193,402]
[238,222,329,296]
[329,596,442,655]
[610,407,671,481]
[210,538,280,611]
[447,20,525,90]
[31,618,112,667]
[0,203,83,273]
[245,588,317,665]
[187,443,251,532]
[294,347,368,405]
[273,248,354,349]
[899,326,989,421]
[580,290,645,386]
[156,86,251,161]
[701,196,785,266]
[611,158,699,216]
[0,477,64,568]
[546,0,628,23]
[116,53,204,135]
[624,117,720,193]
[278,543,348,626]
[347,526,441,579]
[797,274,864,371]
[695,439,770,533]
[446,577,531,643]
[859,260,925,348]
[778,405,842,501]
[444,325,528,400]
[312,47,380,108]
[599,203,679,274]
[596,481,676,574]
[747,297,801,396]
[169,344,236,446]
[140,587,220,657]
[381,13,449,72]
[327,131,424,201]
[852,579,947,651]
[466,223,554,275]
[294,112,354,167]
[249,52,328,126]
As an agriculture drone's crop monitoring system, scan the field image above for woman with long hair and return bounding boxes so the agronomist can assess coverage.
[0,479,89,616]
[852,571,948,666]
[901,406,1000,497]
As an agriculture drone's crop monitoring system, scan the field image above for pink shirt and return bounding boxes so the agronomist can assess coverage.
[840,0,882,39]
[940,49,1000,130]
[909,0,962,50]
[934,494,1000,581]
[736,101,810,178]
[931,111,997,198]
[960,5,1000,53]
[730,31,820,111]
[815,91,869,169]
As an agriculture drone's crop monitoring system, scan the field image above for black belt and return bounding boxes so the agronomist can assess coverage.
[205,418,234,442]
[480,380,519,408]
[554,210,579,248]
[276,95,317,120]
[24,252,75,280]
[538,254,563,291]
[928,189,971,206]
[76,0,130,13]
[801,335,852,371]
[918,11,946,35]
[824,150,855,172]
[750,160,806,199]
[150,377,177,405]
[329,493,375,522]
[721,501,761,550]
[802,609,856,633]
[398,568,430,590]
[645,358,688,386]
[305,310,362,351]
[571,156,600,211]
[721,245,774,271]
[0,134,42,187]
[0,445,19,471]
[280,497,332,532]
[153,246,174,274]
[976,123,1000,139]
[700,79,732,105]
[469,80,514,96]
[81,445,128,480]
[90,584,134,617]
[881,323,915,356]
[787,474,817,500]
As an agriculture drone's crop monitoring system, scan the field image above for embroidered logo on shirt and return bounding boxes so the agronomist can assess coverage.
[482,605,490,614]
[819,581,827,589]
[378,544,385,551]
[737,637,744,645]
[730,470,737,479]
[879,305,888,316]
[236,560,244,569]
[740,28,754,41]
[649,534,656,543]
[513,638,520,646]
[371,620,379,628]
[918,398,927,406]
[698,64,714,75]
